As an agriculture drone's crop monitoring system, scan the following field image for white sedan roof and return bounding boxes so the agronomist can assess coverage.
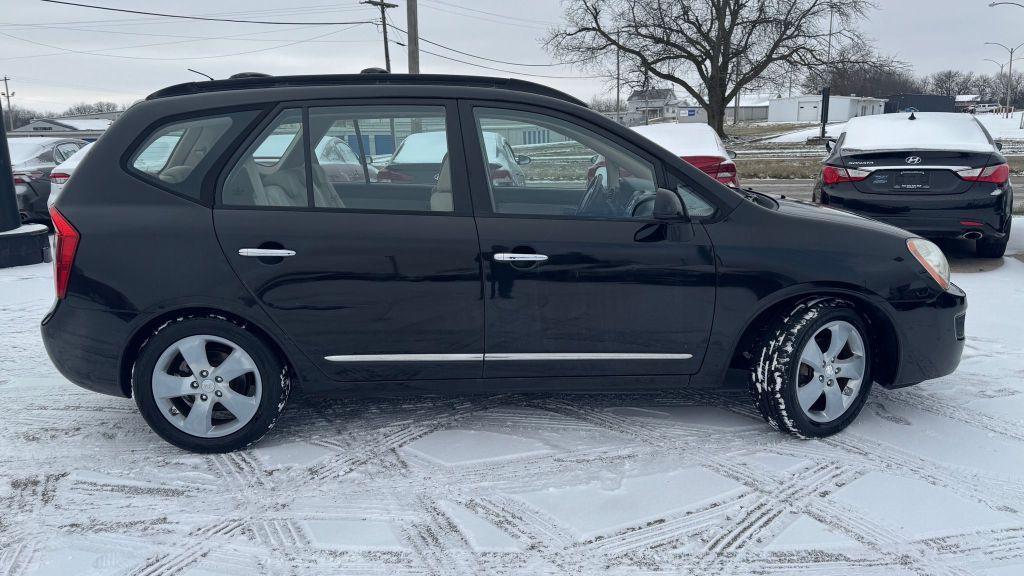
[841,112,995,154]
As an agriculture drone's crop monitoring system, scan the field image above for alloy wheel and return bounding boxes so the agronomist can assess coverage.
[151,334,262,438]
[795,320,866,423]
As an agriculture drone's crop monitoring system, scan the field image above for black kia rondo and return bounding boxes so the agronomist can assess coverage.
[813,112,1013,258]
[42,74,966,452]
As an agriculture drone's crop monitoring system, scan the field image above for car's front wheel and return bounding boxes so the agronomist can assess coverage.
[750,298,873,438]
[132,317,291,453]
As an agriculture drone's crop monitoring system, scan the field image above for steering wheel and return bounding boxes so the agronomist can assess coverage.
[577,173,615,217]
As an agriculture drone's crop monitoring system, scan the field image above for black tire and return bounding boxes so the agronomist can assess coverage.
[132,316,291,453]
[750,297,873,439]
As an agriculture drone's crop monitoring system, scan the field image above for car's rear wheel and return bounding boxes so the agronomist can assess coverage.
[750,298,873,438]
[132,317,290,453]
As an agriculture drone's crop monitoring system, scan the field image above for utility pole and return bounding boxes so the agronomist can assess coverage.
[985,41,1024,118]
[362,0,398,72]
[406,0,419,73]
[1,77,13,131]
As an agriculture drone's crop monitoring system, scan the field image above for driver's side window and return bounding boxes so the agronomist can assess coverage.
[474,108,657,219]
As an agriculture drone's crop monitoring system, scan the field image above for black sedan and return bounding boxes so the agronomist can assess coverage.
[813,112,1012,258]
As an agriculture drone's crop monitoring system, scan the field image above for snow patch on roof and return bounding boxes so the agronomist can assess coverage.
[631,123,729,157]
[841,112,994,153]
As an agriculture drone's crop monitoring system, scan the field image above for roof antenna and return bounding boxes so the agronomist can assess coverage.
[908,111,917,120]
[187,68,214,81]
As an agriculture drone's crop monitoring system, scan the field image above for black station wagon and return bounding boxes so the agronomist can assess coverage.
[42,74,967,452]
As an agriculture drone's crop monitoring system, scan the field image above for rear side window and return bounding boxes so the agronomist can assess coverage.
[129,111,258,200]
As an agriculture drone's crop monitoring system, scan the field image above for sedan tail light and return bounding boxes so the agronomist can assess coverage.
[716,161,738,186]
[50,206,80,299]
[957,163,1009,184]
[50,172,71,185]
[375,168,412,183]
[822,165,870,185]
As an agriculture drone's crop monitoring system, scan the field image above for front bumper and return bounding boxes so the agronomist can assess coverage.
[884,283,967,389]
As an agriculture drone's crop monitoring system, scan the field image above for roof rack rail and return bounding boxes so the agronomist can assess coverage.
[146,73,587,107]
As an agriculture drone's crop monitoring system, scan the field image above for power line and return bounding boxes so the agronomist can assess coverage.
[422,0,550,26]
[393,41,590,79]
[388,22,591,68]
[39,0,375,26]
[418,0,547,30]
[361,0,397,72]
[0,24,362,62]
[0,21,378,44]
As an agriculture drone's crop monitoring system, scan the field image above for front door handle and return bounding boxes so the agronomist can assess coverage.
[494,253,548,263]
[239,248,296,258]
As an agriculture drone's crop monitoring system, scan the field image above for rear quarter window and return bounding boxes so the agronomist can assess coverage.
[128,110,260,201]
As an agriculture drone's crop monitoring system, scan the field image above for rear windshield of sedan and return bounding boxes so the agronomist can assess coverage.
[841,113,994,153]
[7,140,46,164]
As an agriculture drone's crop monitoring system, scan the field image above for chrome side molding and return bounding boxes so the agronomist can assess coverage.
[324,352,693,362]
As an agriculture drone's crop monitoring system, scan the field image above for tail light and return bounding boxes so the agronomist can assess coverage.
[490,168,514,187]
[716,161,738,186]
[822,166,870,185]
[50,206,79,299]
[50,172,71,185]
[375,167,412,183]
[957,163,1009,184]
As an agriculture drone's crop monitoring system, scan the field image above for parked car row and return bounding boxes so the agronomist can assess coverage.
[9,137,88,225]
[43,73,966,452]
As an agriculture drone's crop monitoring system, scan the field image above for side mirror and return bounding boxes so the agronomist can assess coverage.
[996,141,1004,151]
[364,155,375,165]
[516,155,532,166]
[652,188,687,221]
[825,139,833,152]
[726,149,738,160]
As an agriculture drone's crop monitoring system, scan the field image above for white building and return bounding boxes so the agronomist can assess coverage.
[768,94,886,123]
[11,116,114,140]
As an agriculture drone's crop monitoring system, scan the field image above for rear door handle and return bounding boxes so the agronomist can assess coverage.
[494,253,548,263]
[239,248,296,258]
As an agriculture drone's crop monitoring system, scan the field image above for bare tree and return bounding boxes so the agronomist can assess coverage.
[547,0,886,135]
[928,70,962,98]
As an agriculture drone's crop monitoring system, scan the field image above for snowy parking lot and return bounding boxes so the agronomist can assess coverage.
[1,220,1022,576]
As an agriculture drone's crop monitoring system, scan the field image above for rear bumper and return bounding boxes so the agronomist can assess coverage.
[820,186,1012,240]
[884,283,967,389]
[41,300,135,397]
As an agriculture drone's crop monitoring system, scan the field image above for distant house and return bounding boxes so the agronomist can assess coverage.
[768,94,886,123]
[12,116,114,140]
[954,95,981,112]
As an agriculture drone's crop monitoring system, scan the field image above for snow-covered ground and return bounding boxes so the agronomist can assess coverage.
[1,222,1023,575]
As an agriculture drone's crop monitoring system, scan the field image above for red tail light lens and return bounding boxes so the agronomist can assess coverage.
[822,165,870,185]
[375,168,413,183]
[716,161,738,186]
[50,206,79,299]
[957,163,1009,184]
[13,173,27,185]
[50,172,71,185]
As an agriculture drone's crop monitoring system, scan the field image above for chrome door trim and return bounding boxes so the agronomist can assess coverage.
[239,248,297,257]
[493,253,548,263]
[324,352,692,362]
[324,353,483,362]
[485,352,693,361]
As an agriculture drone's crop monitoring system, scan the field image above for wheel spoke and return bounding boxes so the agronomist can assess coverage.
[214,349,255,383]
[800,341,825,368]
[177,337,210,376]
[218,390,258,423]
[182,400,214,436]
[834,357,864,381]
[152,372,194,399]
[825,323,852,360]
[822,384,847,419]
[797,378,825,412]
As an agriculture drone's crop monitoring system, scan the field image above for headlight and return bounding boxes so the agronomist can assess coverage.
[907,238,950,290]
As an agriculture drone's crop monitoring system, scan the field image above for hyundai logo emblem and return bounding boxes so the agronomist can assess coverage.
[905,156,922,165]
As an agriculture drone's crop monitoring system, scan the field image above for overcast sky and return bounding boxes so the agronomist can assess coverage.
[0,0,1020,113]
